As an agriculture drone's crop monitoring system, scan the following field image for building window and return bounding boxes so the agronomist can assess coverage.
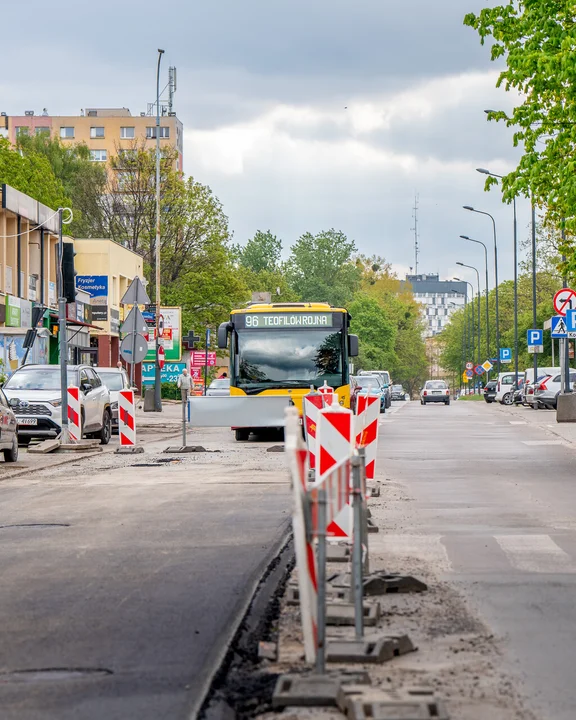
[35,127,50,136]
[15,126,29,136]
[146,126,170,139]
[120,126,135,139]
[90,149,107,162]
[60,127,74,138]
[90,126,105,138]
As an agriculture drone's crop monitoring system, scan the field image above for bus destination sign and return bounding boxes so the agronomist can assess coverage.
[243,312,333,329]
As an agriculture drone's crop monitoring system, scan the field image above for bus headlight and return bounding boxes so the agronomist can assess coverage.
[339,398,345,405]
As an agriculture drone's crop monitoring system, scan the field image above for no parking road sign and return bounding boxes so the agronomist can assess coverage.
[553,288,576,316]
[465,369,474,379]
[474,365,485,376]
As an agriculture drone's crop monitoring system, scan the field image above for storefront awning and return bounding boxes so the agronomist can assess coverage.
[48,313,103,332]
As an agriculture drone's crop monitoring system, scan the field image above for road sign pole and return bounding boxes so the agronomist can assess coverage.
[57,209,70,445]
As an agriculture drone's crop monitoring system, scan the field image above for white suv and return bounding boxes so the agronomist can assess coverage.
[3,364,112,444]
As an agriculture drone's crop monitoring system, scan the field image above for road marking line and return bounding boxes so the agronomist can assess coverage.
[494,534,575,573]
[369,533,451,572]
[510,421,527,425]
[522,440,564,446]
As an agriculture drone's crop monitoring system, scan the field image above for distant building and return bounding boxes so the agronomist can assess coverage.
[1,107,184,172]
[404,273,467,338]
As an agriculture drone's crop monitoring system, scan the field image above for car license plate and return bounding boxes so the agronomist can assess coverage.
[432,391,441,394]
[18,418,38,426]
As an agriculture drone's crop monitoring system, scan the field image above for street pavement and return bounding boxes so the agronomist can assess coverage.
[378,398,576,720]
[0,416,290,720]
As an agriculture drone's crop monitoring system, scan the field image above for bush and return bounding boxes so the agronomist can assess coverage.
[161,382,181,400]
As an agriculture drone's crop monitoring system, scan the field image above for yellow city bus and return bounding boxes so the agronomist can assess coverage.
[218,302,358,440]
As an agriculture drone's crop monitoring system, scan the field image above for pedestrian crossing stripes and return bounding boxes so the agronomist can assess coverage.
[369,533,576,575]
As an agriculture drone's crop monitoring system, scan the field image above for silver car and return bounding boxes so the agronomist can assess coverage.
[420,380,451,405]
[95,367,132,431]
[206,378,230,397]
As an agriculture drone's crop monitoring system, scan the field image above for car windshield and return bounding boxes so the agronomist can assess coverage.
[236,329,344,393]
[209,379,230,388]
[97,372,125,391]
[356,377,382,389]
[426,381,447,390]
[392,385,403,391]
[5,367,78,390]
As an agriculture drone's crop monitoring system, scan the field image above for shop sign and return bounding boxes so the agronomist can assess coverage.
[5,296,20,327]
[144,307,181,362]
[141,362,186,385]
[110,308,120,335]
[77,275,108,321]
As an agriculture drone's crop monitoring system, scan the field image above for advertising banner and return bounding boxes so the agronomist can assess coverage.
[144,307,181,362]
[77,275,109,321]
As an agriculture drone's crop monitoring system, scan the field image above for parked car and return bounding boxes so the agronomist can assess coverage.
[495,372,517,405]
[420,380,450,405]
[206,378,230,397]
[0,389,19,461]
[522,367,559,407]
[483,379,497,403]
[391,384,407,401]
[3,364,112,444]
[94,367,131,432]
[351,375,386,413]
[358,370,392,408]
[534,371,576,409]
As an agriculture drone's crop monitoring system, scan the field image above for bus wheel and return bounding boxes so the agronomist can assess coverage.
[235,428,250,441]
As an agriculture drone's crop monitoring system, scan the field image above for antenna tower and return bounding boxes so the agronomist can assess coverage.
[411,194,420,275]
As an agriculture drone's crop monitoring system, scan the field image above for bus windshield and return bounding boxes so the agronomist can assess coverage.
[236,329,344,393]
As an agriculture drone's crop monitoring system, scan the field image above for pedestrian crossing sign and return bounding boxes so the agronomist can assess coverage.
[551,315,568,338]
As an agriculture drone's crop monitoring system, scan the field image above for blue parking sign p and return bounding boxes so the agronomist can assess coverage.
[527,329,543,346]
[499,347,512,363]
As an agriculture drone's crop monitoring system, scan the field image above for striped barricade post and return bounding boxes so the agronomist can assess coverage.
[303,390,325,478]
[285,406,318,665]
[316,403,354,537]
[318,381,334,404]
[67,386,81,443]
[118,390,138,451]
[355,393,380,483]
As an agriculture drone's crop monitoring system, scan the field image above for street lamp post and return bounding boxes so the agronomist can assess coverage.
[457,263,481,370]
[455,278,476,391]
[463,204,500,372]
[531,200,538,385]
[154,48,165,413]
[460,235,490,360]
[475,169,519,385]
[449,301,464,393]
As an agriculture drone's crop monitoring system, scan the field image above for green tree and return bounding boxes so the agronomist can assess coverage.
[0,136,67,209]
[286,229,361,306]
[349,294,396,371]
[233,230,282,273]
[16,133,106,236]
[464,3,576,244]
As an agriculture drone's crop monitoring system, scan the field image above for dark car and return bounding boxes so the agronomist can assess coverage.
[483,380,497,403]
[391,384,406,401]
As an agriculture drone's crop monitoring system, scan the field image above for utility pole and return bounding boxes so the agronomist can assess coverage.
[531,201,538,386]
[57,208,69,444]
[154,48,165,412]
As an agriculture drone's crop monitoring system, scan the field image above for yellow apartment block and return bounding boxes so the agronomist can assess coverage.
[3,107,184,171]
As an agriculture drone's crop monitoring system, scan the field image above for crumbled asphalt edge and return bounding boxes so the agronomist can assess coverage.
[200,536,295,720]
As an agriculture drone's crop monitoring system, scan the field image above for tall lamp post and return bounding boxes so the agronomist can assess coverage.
[449,301,464,393]
[463,204,499,372]
[460,235,490,360]
[454,278,476,390]
[154,48,165,412]
[457,263,481,370]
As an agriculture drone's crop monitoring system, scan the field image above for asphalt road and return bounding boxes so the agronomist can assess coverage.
[381,398,576,720]
[0,429,290,720]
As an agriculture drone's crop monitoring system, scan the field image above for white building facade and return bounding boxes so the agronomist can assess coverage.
[405,274,467,338]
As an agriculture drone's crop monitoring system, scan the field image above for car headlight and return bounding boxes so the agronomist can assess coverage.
[48,399,62,407]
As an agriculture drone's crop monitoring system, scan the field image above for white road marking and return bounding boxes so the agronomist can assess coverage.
[522,440,565,446]
[369,533,451,572]
[494,535,575,573]
[510,421,527,425]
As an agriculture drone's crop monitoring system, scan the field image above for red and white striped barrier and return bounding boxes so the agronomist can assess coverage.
[67,386,81,442]
[303,391,325,473]
[355,393,380,482]
[118,389,136,447]
[318,381,334,403]
[285,407,318,663]
[316,404,354,537]
[309,455,352,537]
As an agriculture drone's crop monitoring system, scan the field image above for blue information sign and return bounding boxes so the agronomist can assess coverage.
[527,329,543,346]
[142,362,186,385]
[500,348,512,363]
[552,315,568,338]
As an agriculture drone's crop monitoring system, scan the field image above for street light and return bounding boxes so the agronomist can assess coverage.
[454,277,475,383]
[449,301,465,393]
[475,167,519,385]
[457,262,481,370]
[460,235,490,360]
[463,204,500,372]
[154,48,165,412]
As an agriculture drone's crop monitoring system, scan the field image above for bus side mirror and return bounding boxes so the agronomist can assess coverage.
[218,322,230,349]
[348,334,359,357]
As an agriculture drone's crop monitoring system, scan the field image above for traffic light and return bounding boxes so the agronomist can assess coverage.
[62,243,77,304]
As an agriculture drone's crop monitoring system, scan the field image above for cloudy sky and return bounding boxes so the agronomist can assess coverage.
[2,0,531,289]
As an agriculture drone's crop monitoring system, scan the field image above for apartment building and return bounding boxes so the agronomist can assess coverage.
[404,273,467,338]
[1,107,184,171]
